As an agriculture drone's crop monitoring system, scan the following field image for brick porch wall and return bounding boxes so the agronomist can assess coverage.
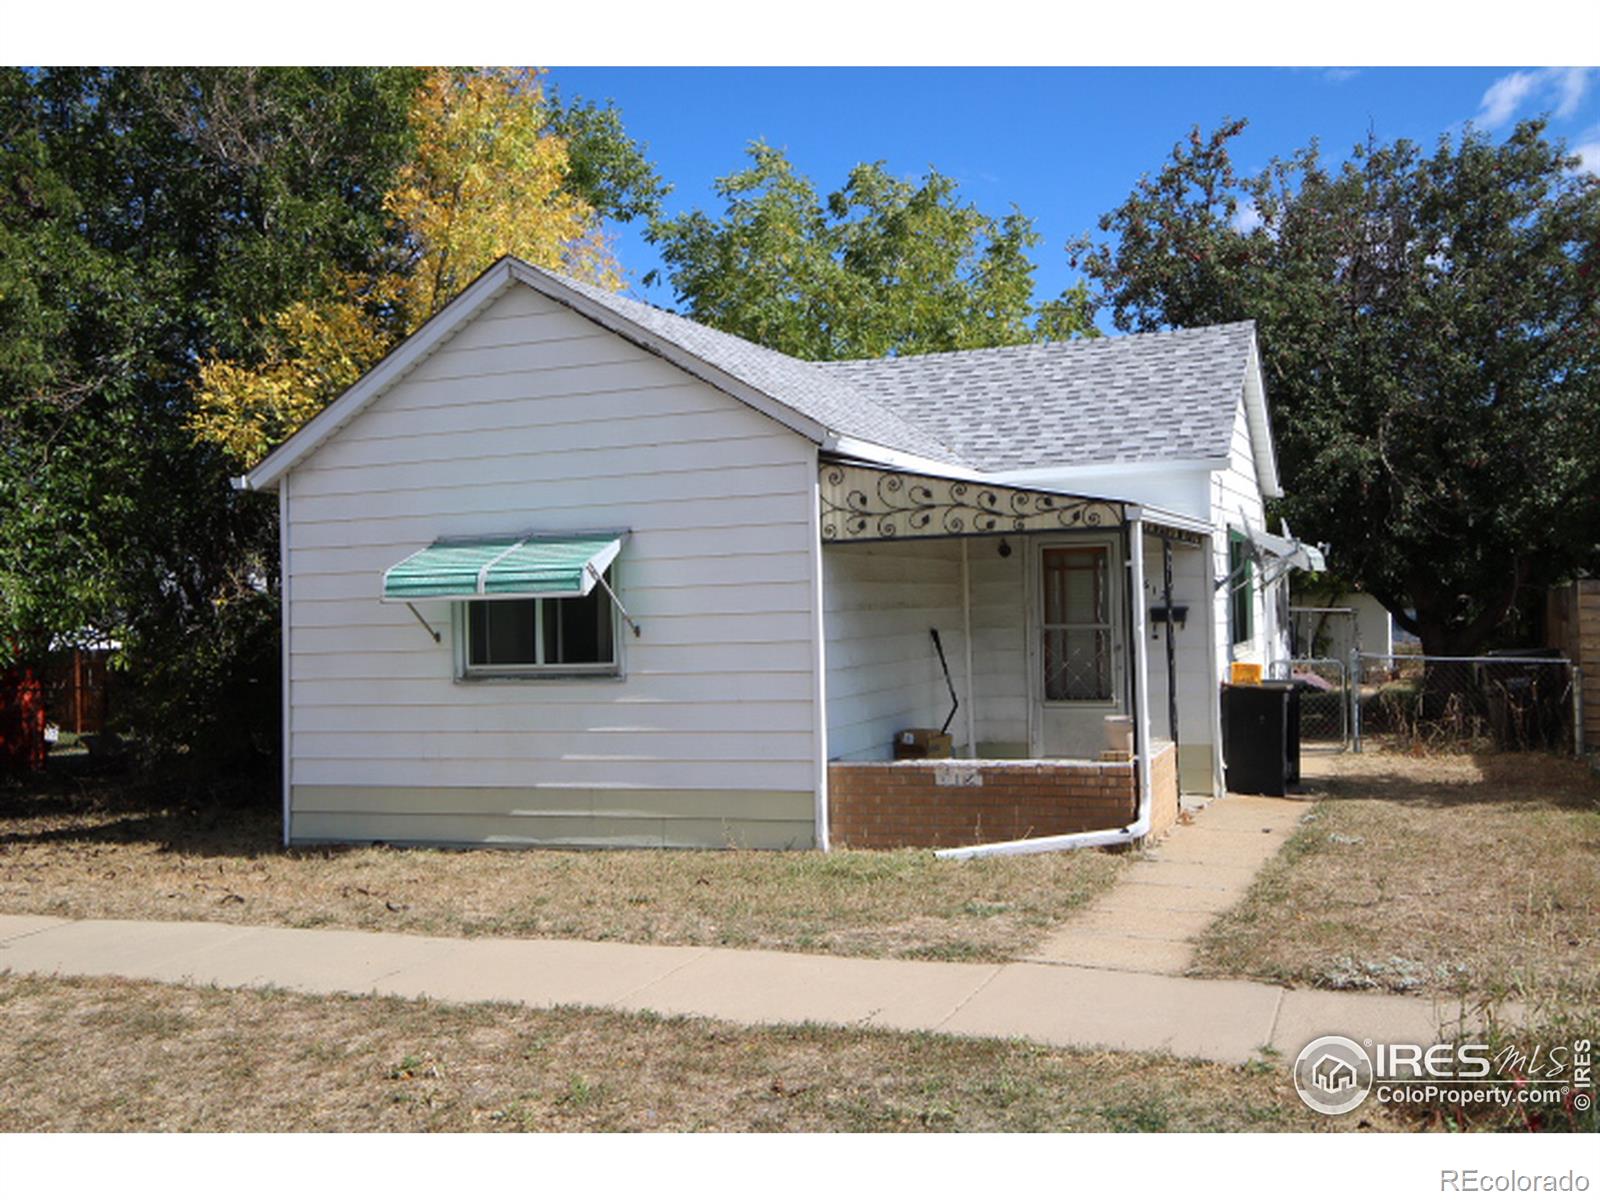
[828,744,1178,850]
[1148,740,1179,841]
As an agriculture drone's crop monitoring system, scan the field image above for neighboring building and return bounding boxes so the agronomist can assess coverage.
[1289,589,1395,665]
[238,256,1315,852]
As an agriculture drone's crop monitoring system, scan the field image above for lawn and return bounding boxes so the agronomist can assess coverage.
[0,767,1120,962]
[1191,751,1600,1022]
[0,971,1406,1133]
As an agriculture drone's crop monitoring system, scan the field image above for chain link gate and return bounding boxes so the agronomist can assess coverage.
[1269,657,1351,750]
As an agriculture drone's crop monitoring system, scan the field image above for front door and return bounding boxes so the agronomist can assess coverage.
[1033,539,1124,757]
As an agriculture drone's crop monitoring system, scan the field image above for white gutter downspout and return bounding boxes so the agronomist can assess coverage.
[961,539,976,757]
[807,447,832,852]
[278,473,292,848]
[938,514,1156,860]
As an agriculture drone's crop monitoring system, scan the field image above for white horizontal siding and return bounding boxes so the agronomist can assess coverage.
[823,540,968,762]
[290,434,807,498]
[1142,532,1217,754]
[292,671,813,708]
[291,699,813,735]
[284,283,819,800]
[301,408,784,473]
[1211,394,1275,674]
[968,543,1031,751]
[291,757,816,792]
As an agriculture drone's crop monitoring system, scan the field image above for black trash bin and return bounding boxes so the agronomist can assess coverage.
[1222,681,1301,796]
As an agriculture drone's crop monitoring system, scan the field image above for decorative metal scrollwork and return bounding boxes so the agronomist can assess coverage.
[820,463,1122,542]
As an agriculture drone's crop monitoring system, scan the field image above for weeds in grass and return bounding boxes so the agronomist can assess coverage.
[0,974,1410,1132]
[1191,752,1599,1010]
[0,778,1122,963]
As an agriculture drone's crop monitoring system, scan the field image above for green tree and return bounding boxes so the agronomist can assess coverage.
[1,67,665,773]
[189,67,660,463]
[1,67,665,775]
[1072,119,1600,655]
[1,67,424,772]
[647,142,1096,360]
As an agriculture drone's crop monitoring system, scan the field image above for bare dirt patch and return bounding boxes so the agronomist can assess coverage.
[0,770,1119,962]
[0,972,1404,1132]
[1191,751,1600,1018]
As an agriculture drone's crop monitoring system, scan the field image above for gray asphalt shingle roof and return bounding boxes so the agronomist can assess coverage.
[545,270,961,462]
[539,265,1256,473]
[814,322,1259,473]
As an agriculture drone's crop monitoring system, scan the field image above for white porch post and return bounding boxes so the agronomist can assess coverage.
[1128,516,1153,814]
[961,539,976,756]
[1203,532,1225,799]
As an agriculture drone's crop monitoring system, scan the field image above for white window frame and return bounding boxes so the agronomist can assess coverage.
[1035,537,1119,707]
[453,574,622,682]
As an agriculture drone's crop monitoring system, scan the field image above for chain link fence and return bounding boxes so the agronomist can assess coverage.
[1353,652,1584,756]
[1266,652,1585,757]
[1270,657,1349,749]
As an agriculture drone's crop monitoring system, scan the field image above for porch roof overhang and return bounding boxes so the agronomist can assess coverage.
[818,457,1209,545]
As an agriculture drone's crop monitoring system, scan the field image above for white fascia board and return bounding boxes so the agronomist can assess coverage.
[822,435,989,481]
[507,260,828,446]
[1136,504,1213,536]
[988,459,1226,488]
[242,261,521,492]
[1243,335,1283,499]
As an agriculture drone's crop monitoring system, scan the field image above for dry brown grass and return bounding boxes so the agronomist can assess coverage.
[0,971,1410,1132]
[0,770,1120,962]
[1191,751,1600,1015]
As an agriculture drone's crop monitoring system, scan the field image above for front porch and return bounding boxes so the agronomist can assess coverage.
[827,743,1179,850]
[818,459,1214,851]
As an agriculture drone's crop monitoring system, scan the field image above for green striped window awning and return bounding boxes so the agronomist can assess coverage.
[382,533,624,601]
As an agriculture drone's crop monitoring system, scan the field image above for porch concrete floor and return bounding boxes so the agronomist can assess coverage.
[1024,791,1306,976]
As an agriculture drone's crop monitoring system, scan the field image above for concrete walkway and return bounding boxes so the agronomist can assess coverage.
[0,912,1479,1066]
[1027,791,1307,974]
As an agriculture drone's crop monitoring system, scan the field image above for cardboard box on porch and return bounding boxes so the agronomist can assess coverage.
[894,728,954,759]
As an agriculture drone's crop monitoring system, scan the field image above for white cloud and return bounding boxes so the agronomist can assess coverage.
[1323,67,1360,83]
[1477,70,1544,127]
[1231,199,1263,235]
[1553,67,1591,119]
[1573,140,1600,176]
[1475,67,1593,128]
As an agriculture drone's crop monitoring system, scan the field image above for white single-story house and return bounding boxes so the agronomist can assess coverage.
[238,256,1316,853]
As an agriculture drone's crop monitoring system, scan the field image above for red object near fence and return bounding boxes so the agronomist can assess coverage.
[0,663,48,773]
[42,647,112,736]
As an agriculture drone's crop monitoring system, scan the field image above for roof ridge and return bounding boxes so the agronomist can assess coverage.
[817,319,1257,368]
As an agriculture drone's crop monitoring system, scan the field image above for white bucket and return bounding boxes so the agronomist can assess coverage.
[1103,714,1133,755]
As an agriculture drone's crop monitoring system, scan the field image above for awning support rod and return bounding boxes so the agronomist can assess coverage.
[404,602,442,644]
[586,563,642,638]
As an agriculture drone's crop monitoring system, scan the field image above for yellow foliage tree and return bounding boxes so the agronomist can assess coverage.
[191,67,619,464]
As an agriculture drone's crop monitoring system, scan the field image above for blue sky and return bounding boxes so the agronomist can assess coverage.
[554,67,1600,318]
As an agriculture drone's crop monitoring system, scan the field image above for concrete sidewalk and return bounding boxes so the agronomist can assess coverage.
[0,913,1484,1066]
[1028,792,1308,974]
